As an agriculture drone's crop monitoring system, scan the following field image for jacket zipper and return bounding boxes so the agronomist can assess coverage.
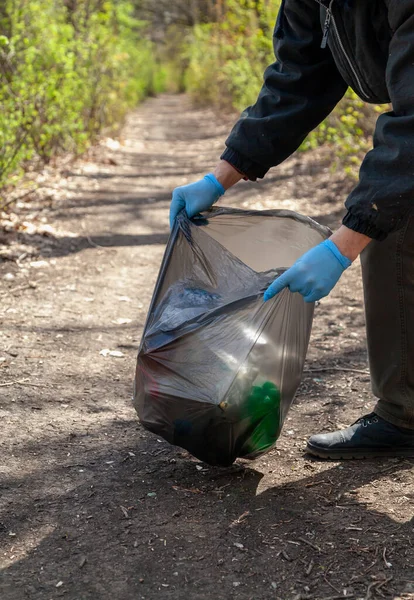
[330,15,370,100]
[318,0,370,100]
[321,0,334,49]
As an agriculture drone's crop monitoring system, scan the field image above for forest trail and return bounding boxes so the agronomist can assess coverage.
[0,95,413,600]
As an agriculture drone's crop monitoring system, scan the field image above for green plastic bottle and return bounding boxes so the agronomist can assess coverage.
[241,381,281,457]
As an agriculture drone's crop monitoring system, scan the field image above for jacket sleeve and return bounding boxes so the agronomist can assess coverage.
[221,0,348,180]
[343,3,414,240]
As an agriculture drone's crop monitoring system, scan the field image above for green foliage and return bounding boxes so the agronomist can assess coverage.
[0,0,160,189]
[175,0,386,173]
[183,0,279,109]
[300,89,384,175]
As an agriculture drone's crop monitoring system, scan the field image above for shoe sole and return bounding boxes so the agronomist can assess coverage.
[306,442,414,460]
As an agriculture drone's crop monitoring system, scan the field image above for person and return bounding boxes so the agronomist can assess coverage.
[169,0,414,459]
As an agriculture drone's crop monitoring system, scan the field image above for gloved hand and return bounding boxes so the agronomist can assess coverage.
[263,238,352,303]
[170,174,225,228]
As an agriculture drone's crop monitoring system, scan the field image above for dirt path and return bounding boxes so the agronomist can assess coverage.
[0,95,413,600]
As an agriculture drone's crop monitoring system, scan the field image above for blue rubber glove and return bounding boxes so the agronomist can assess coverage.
[170,174,225,228]
[263,239,352,303]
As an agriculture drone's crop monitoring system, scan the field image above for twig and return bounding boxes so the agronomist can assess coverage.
[0,378,30,387]
[365,581,377,600]
[298,537,322,553]
[0,282,37,297]
[323,575,342,595]
[304,367,369,375]
[0,183,61,212]
[86,235,107,249]
[350,561,378,583]
[305,480,327,488]
[379,464,403,475]
[305,559,314,576]
[322,596,354,600]
[0,180,53,211]
[0,131,31,195]
[382,547,392,569]
[0,378,50,388]
[229,511,250,528]
[20,381,51,388]
[0,187,37,211]
[281,550,293,561]
[365,578,392,600]
[377,576,393,590]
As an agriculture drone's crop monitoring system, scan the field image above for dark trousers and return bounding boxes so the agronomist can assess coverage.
[361,217,414,429]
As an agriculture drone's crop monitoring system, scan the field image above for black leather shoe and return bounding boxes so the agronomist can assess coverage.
[306,413,414,459]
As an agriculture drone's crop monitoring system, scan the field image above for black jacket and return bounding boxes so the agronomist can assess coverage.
[221,0,414,240]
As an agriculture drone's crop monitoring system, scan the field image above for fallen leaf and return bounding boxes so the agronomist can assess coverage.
[112,318,132,325]
[172,486,202,494]
[30,260,49,269]
[99,349,125,358]
[103,138,121,151]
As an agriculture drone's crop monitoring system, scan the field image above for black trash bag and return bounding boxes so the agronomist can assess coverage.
[133,208,329,466]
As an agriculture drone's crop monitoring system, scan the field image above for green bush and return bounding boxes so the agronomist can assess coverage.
[183,0,278,110]
[0,0,160,190]
[177,0,386,173]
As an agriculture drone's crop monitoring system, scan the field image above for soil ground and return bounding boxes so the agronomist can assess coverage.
[0,95,413,600]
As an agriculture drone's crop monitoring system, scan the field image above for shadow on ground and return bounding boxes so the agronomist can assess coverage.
[0,416,413,600]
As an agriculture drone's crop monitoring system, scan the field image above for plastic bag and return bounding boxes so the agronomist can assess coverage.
[133,208,329,466]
